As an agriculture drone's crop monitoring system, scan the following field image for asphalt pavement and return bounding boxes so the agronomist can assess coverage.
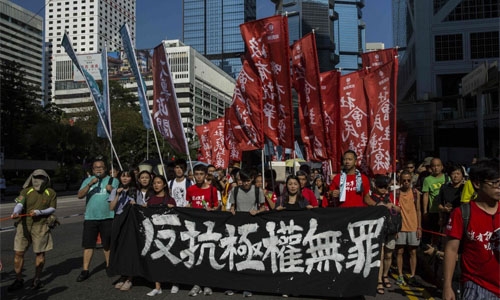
[0,194,446,300]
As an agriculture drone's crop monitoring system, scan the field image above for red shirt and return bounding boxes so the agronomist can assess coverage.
[147,195,176,207]
[445,201,500,297]
[329,173,370,207]
[302,187,318,207]
[186,184,218,209]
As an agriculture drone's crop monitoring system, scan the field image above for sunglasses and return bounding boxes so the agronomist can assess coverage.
[402,179,411,183]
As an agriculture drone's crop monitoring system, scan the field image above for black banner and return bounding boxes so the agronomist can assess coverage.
[109,205,389,297]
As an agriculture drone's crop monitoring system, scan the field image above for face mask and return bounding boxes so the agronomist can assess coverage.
[32,177,47,192]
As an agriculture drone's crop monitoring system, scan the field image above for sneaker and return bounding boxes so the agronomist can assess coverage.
[282,295,288,298]
[188,285,201,296]
[171,284,179,294]
[406,276,418,286]
[396,275,406,286]
[76,270,90,282]
[224,290,234,296]
[8,278,24,291]
[203,287,213,295]
[243,291,253,297]
[120,280,132,291]
[146,288,162,296]
[32,279,43,289]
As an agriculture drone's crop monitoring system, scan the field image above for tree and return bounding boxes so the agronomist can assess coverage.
[1,59,44,158]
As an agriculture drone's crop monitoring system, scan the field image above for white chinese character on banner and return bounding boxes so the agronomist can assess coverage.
[346,218,384,278]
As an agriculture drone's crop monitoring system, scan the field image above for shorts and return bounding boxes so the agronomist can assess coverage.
[383,234,396,250]
[463,280,500,300]
[396,231,420,247]
[82,219,113,250]
[14,222,53,253]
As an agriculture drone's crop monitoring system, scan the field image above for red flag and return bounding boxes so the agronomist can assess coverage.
[240,15,294,149]
[195,124,211,164]
[208,118,229,169]
[361,48,398,69]
[364,61,398,174]
[225,59,264,151]
[291,33,328,162]
[224,109,243,162]
[339,70,370,173]
[152,43,188,154]
[320,70,341,172]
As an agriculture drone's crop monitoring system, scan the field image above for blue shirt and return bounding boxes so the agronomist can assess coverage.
[80,176,118,220]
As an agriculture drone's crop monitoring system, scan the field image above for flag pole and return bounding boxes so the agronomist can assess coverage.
[62,33,122,170]
[119,24,164,177]
[102,42,116,172]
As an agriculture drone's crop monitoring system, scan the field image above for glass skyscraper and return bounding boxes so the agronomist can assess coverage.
[332,0,366,73]
[275,0,337,72]
[183,0,257,78]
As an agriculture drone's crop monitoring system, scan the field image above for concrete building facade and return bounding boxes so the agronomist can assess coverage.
[0,0,44,102]
[45,0,136,102]
[393,0,499,162]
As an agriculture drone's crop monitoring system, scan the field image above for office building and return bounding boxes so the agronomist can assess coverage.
[333,0,365,73]
[274,0,337,72]
[182,0,257,78]
[52,40,235,142]
[45,0,136,103]
[394,0,499,161]
[0,0,44,102]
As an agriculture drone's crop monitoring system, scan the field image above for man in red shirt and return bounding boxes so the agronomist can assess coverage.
[328,150,374,207]
[186,164,218,211]
[296,171,318,207]
[185,164,218,296]
[443,158,500,300]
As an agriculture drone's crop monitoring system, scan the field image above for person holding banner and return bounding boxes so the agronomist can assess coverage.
[76,157,118,282]
[8,169,57,291]
[145,174,176,296]
[135,166,153,206]
[108,169,137,291]
[328,150,374,207]
[296,171,319,207]
[168,158,192,209]
[185,164,219,296]
[276,175,313,210]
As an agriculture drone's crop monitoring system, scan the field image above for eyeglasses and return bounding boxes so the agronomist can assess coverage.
[483,180,500,188]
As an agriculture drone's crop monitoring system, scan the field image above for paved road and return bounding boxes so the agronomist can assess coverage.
[0,195,445,300]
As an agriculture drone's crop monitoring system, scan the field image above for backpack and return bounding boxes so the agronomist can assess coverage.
[458,202,470,253]
[232,186,260,211]
[169,178,192,193]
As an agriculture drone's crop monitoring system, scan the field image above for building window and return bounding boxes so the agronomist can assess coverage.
[445,0,499,21]
[470,31,499,59]
[435,34,463,61]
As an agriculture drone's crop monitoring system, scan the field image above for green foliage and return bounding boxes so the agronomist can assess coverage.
[1,61,190,180]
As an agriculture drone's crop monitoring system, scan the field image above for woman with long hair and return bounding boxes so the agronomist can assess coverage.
[108,169,137,291]
[146,175,176,297]
[275,175,313,210]
[312,175,328,207]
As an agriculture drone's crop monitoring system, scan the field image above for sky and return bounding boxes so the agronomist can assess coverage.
[12,0,393,49]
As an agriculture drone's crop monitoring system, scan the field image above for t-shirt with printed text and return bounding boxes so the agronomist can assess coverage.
[186,184,218,209]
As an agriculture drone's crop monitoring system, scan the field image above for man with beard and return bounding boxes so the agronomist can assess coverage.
[9,169,57,291]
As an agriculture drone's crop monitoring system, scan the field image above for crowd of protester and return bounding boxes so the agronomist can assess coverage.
[8,153,499,299]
